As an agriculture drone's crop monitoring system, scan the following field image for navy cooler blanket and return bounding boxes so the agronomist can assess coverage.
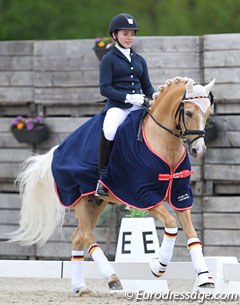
[52,109,193,210]
[101,110,193,210]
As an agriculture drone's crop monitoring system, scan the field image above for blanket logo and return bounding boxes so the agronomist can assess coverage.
[177,193,190,202]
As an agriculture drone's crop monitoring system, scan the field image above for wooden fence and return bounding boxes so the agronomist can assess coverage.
[0,34,240,262]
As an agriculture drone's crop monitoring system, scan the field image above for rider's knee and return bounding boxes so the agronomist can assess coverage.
[103,128,117,141]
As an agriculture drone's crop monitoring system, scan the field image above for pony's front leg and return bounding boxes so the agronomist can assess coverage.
[149,204,178,277]
[176,209,215,288]
[74,197,122,292]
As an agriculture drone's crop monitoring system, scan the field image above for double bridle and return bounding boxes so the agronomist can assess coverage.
[138,91,214,146]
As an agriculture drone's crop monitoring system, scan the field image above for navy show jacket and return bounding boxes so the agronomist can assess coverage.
[99,46,155,110]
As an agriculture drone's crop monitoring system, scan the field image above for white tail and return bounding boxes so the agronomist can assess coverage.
[9,145,65,246]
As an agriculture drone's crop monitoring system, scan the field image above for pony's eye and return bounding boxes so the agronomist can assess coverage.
[185,111,192,118]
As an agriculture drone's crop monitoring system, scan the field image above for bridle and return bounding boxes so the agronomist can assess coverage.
[174,92,213,145]
[138,91,214,146]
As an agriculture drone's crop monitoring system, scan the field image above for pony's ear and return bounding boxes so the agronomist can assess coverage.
[186,79,194,94]
[205,78,216,94]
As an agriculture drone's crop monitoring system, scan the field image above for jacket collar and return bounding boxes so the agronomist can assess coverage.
[111,45,135,62]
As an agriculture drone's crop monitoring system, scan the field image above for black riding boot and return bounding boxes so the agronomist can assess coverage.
[95,131,113,197]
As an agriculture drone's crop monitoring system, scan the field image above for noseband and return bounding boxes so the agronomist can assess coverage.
[138,91,214,146]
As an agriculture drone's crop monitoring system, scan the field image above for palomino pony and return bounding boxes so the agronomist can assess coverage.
[10,77,215,295]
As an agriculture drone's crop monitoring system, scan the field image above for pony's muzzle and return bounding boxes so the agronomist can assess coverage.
[190,143,206,158]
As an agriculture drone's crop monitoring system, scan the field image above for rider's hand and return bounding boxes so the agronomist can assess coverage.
[125,94,144,106]
[152,92,159,100]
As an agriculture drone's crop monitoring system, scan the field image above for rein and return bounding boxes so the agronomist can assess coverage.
[138,92,213,146]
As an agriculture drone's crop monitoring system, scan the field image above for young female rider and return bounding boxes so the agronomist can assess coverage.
[96,13,158,196]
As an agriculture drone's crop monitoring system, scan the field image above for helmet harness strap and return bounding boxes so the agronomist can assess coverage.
[113,31,126,49]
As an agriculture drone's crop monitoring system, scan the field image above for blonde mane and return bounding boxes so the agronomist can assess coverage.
[150,76,194,106]
[157,76,193,93]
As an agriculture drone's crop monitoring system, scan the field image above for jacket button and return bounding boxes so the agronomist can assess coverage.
[131,82,134,85]
[130,75,133,78]
[131,67,134,70]
[132,90,135,93]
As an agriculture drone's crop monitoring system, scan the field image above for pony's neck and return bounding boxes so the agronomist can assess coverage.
[144,82,186,167]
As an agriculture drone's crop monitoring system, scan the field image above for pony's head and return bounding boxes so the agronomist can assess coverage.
[176,78,215,158]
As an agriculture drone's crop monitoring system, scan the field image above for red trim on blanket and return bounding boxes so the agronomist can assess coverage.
[100,179,192,211]
[98,180,167,210]
[141,126,193,211]
[168,148,193,210]
[142,124,171,167]
[158,170,195,181]
[53,182,95,209]
[173,147,187,172]
[54,179,192,211]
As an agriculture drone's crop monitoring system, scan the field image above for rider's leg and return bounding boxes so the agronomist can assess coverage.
[95,131,113,196]
[96,107,131,196]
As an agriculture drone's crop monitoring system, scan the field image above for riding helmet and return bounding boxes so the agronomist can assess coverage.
[109,13,138,36]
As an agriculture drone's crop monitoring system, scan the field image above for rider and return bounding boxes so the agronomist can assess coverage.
[95,13,158,196]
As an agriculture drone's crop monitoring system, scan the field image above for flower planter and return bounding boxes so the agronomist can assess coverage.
[11,125,49,144]
[93,47,110,60]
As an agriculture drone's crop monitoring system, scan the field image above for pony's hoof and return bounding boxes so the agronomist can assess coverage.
[199,282,215,288]
[74,286,92,296]
[149,258,167,277]
[108,279,123,291]
[108,274,123,292]
[198,273,215,288]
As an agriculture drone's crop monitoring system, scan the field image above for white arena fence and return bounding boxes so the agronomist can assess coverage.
[0,257,239,294]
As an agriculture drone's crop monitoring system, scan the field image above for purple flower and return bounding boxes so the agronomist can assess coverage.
[11,119,18,125]
[10,115,45,129]
[33,116,40,123]
[106,43,112,49]
[26,123,34,130]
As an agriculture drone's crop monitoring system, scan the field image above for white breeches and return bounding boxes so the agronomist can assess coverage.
[103,105,141,141]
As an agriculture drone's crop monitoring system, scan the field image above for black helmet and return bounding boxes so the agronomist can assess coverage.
[109,13,138,36]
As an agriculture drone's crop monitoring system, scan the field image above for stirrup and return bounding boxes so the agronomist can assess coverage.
[149,258,167,277]
[197,272,215,288]
[95,181,109,197]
